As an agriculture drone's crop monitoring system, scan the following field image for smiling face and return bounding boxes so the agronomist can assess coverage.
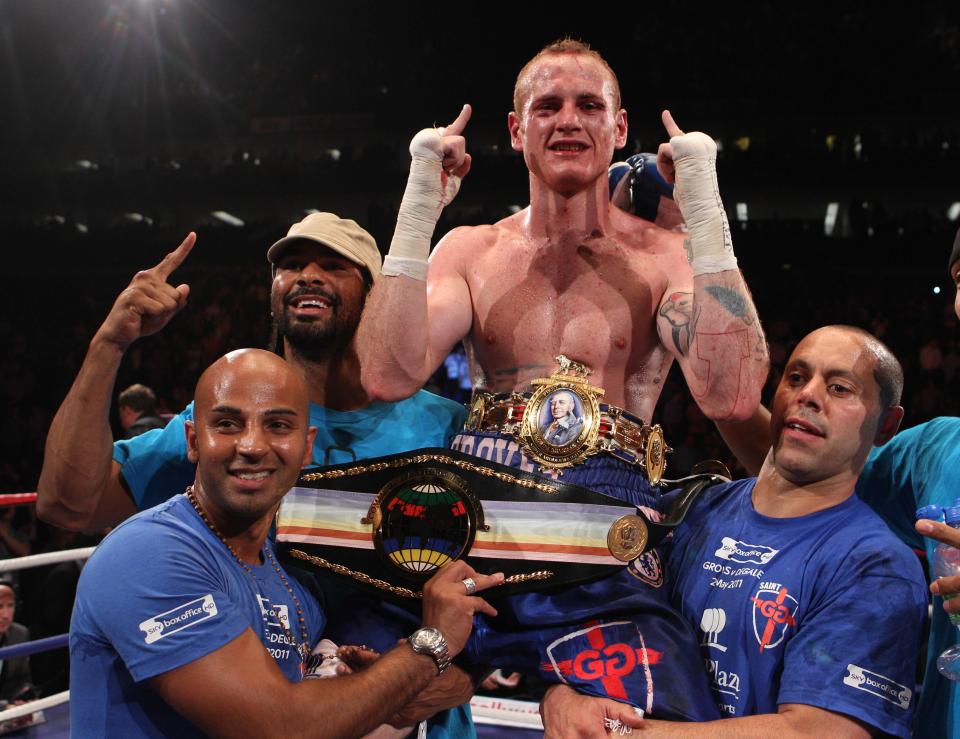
[186,349,316,526]
[270,240,368,355]
[508,53,627,195]
[770,327,901,486]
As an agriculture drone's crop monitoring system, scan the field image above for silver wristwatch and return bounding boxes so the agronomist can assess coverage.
[408,627,451,675]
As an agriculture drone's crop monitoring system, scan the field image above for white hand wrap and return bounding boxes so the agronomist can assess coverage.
[669,132,737,276]
[382,127,463,281]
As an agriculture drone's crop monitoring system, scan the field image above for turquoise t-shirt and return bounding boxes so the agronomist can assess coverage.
[856,417,960,739]
[113,391,467,508]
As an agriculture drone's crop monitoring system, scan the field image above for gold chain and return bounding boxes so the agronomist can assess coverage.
[288,549,424,599]
[300,453,560,495]
[287,549,554,599]
[186,487,309,662]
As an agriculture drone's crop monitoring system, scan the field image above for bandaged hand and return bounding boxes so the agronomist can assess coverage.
[656,110,736,276]
[383,105,473,281]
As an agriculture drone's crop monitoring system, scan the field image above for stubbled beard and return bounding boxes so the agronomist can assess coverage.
[270,312,338,359]
[268,284,366,359]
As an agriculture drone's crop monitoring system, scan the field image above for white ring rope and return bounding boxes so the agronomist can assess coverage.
[0,690,69,721]
[0,547,95,573]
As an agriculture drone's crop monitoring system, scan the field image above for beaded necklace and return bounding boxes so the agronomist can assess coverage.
[186,486,309,668]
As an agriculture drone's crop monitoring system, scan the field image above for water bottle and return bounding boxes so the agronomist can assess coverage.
[927,505,960,680]
[932,506,960,626]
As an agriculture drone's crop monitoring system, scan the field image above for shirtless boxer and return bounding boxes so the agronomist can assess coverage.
[359,38,767,426]
[348,40,766,724]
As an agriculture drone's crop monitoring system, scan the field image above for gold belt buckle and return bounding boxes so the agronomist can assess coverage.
[517,355,606,471]
[467,356,671,483]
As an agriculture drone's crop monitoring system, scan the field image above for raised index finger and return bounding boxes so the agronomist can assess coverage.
[661,109,684,138]
[442,104,472,137]
[153,232,196,281]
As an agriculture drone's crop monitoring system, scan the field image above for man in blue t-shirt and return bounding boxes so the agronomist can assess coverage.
[39,213,470,737]
[70,349,501,737]
[543,325,928,737]
[710,229,960,739]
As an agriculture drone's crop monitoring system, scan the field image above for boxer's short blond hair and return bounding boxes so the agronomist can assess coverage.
[513,38,621,115]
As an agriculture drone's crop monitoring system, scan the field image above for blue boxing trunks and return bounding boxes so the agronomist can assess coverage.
[450,428,718,720]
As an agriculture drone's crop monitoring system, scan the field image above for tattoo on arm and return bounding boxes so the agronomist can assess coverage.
[704,285,753,323]
[659,291,700,356]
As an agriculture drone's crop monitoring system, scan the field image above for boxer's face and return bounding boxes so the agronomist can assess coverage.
[770,328,886,485]
[509,54,627,194]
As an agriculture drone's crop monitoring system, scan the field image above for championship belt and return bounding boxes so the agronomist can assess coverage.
[464,355,672,481]
[275,448,729,600]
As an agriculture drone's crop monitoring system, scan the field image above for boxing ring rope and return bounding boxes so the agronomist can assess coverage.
[0,499,92,728]
[0,494,38,507]
[0,548,95,573]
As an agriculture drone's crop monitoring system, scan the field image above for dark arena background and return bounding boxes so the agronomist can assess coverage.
[0,0,958,733]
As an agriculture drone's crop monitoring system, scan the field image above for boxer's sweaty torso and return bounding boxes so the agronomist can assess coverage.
[433,207,691,419]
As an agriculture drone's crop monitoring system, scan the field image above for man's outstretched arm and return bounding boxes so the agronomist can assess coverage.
[541,687,870,738]
[654,111,768,422]
[358,106,475,402]
[153,562,503,738]
[36,234,195,530]
[637,704,869,738]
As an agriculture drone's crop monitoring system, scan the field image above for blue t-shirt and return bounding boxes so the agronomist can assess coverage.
[669,478,927,737]
[111,391,470,738]
[857,417,960,739]
[113,392,466,509]
[70,494,325,737]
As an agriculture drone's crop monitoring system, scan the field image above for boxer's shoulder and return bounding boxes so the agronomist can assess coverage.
[435,223,502,253]
[611,207,684,251]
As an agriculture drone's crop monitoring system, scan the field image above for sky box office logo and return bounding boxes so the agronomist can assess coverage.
[139,594,218,644]
[714,537,779,565]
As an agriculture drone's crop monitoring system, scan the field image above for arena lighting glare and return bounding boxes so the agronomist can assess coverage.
[947,202,960,222]
[824,203,839,236]
[211,210,244,227]
[934,286,942,295]
[124,213,153,225]
[75,160,99,170]
[735,203,748,222]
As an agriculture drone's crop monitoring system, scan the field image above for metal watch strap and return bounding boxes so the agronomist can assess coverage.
[408,628,451,675]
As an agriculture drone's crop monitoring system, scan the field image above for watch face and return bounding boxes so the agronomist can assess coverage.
[414,628,443,650]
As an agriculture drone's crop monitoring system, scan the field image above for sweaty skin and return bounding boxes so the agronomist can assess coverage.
[359,53,767,422]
